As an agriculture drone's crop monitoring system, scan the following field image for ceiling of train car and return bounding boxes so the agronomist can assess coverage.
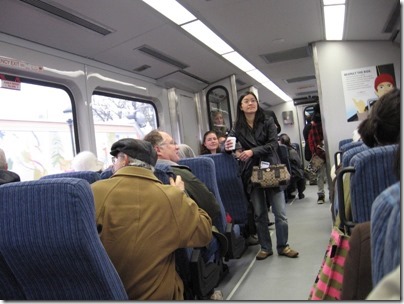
[0,0,400,108]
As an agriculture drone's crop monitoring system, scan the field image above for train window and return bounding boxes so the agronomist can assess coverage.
[91,92,157,167]
[0,78,74,181]
[206,86,232,137]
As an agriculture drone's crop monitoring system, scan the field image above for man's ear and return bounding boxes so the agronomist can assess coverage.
[154,145,163,157]
[122,154,130,165]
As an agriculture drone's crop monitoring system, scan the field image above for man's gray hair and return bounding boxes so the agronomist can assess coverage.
[127,155,155,172]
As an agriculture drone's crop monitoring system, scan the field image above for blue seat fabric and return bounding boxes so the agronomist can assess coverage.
[154,163,222,299]
[349,144,399,223]
[41,170,101,184]
[0,178,127,300]
[371,181,400,286]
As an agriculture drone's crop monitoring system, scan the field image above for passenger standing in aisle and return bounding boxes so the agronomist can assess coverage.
[91,138,212,300]
[224,91,298,260]
[308,104,327,204]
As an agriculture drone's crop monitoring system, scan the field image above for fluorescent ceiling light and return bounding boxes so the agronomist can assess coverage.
[142,0,196,25]
[323,0,345,5]
[222,52,256,72]
[262,81,293,102]
[144,0,292,102]
[247,70,292,101]
[182,20,234,55]
[323,4,345,40]
[247,70,270,83]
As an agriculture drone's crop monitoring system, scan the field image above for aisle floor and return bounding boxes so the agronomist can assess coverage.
[216,183,333,300]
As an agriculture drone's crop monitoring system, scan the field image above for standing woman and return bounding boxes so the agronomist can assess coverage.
[224,92,298,260]
[200,130,221,155]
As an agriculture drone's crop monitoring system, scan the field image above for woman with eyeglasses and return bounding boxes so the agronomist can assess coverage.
[224,91,298,260]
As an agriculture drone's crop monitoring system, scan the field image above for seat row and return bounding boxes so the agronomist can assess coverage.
[334,139,400,289]
[0,152,254,300]
[0,177,128,300]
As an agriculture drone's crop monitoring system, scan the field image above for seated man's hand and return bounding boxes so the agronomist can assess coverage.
[170,175,185,192]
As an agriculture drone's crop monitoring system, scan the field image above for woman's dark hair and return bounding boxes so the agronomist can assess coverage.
[358,88,400,147]
[200,130,221,154]
[312,104,321,123]
[279,133,292,147]
[234,91,265,131]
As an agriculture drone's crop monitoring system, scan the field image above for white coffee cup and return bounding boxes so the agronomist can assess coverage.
[227,136,236,150]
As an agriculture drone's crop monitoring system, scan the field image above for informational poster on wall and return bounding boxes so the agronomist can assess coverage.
[341,63,395,122]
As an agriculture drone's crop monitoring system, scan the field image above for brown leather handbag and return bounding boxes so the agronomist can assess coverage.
[251,164,290,188]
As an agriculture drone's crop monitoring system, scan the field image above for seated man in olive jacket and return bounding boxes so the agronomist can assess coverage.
[144,130,221,222]
[144,129,229,257]
[91,138,212,300]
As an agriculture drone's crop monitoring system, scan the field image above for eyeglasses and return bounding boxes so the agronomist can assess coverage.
[161,140,177,146]
[242,98,257,104]
[111,156,118,164]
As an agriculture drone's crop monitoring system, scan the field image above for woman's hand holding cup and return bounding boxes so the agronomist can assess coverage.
[225,136,236,151]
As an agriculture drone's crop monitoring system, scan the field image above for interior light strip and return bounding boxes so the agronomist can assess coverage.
[143,0,292,101]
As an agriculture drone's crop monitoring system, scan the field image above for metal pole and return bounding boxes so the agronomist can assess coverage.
[66,118,75,155]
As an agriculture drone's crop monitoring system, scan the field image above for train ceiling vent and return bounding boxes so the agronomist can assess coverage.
[19,0,114,36]
[295,90,318,97]
[236,79,247,86]
[285,75,316,84]
[133,65,151,72]
[260,46,312,64]
[157,70,208,93]
[136,45,189,70]
[383,1,401,41]
[293,96,318,106]
[383,1,400,33]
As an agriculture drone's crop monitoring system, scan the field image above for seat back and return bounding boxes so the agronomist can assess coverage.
[202,153,248,226]
[178,157,227,233]
[154,162,223,299]
[338,138,353,150]
[0,178,128,300]
[349,144,399,223]
[0,252,25,299]
[291,143,301,160]
[371,181,400,286]
[341,143,368,167]
[100,167,113,179]
[340,140,363,153]
[154,163,175,185]
[179,157,246,260]
[278,144,291,174]
[41,171,101,184]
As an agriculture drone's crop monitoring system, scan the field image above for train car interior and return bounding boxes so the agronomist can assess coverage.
[0,0,401,300]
